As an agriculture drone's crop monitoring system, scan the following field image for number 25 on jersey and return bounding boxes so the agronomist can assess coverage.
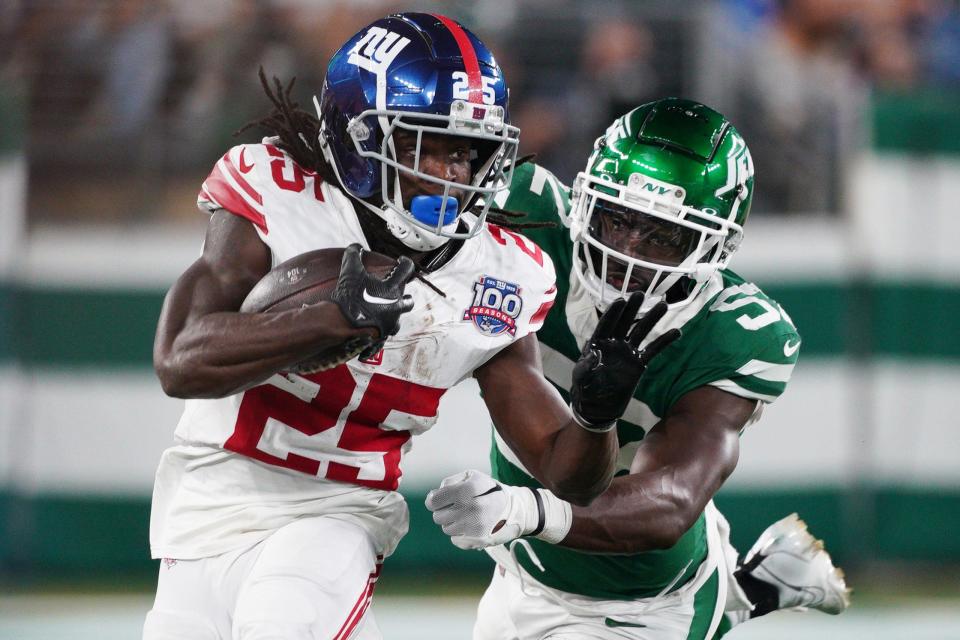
[225,367,446,491]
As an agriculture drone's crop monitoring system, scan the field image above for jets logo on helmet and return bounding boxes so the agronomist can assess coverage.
[714,131,754,225]
[604,115,630,144]
[569,98,755,312]
[318,13,519,252]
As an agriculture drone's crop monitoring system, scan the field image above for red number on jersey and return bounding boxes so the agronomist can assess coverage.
[225,367,445,490]
[265,144,325,201]
[488,224,544,267]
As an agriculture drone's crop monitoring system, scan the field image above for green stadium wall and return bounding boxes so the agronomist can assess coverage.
[0,278,958,579]
[2,151,959,580]
[2,280,960,365]
[1,486,958,583]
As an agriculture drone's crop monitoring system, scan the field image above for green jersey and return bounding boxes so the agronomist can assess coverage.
[488,163,801,600]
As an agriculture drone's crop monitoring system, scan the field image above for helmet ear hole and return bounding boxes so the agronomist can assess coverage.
[319,97,380,199]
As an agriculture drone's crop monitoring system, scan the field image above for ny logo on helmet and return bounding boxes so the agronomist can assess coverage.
[642,183,670,195]
[348,27,411,74]
[627,174,686,203]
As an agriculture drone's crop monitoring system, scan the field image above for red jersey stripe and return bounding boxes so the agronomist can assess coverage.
[222,152,263,205]
[530,298,555,326]
[432,14,484,104]
[202,168,268,233]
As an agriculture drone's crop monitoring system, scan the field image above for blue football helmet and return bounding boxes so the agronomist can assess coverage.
[316,12,520,251]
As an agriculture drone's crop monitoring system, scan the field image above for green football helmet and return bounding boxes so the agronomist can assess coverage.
[569,98,754,310]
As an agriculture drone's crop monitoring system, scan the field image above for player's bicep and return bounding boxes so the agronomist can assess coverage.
[475,334,570,475]
[154,211,270,354]
[630,386,755,498]
[196,210,272,311]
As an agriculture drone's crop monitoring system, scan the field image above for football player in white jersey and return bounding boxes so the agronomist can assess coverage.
[144,13,678,640]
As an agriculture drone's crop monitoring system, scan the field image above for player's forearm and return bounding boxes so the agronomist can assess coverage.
[477,335,618,506]
[155,303,368,398]
[559,471,703,553]
[538,422,618,506]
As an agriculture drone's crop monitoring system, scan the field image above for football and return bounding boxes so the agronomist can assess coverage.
[240,247,399,372]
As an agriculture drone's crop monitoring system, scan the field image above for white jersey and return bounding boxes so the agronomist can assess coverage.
[150,142,557,560]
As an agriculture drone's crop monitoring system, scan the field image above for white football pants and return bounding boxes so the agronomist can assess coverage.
[143,516,383,640]
[473,503,748,639]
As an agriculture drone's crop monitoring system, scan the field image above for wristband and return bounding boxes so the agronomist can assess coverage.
[529,488,573,544]
[570,405,617,433]
[528,488,546,537]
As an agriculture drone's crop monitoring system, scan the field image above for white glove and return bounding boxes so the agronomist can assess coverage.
[425,469,572,550]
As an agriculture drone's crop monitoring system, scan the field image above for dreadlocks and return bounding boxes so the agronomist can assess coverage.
[481,154,556,231]
[238,71,553,234]
[236,69,337,185]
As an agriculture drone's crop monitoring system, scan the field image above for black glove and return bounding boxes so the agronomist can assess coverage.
[570,292,681,430]
[330,244,416,350]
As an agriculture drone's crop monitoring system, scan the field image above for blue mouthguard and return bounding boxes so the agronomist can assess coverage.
[410,195,459,227]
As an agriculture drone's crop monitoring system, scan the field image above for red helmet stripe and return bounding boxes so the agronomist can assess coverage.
[432,14,484,104]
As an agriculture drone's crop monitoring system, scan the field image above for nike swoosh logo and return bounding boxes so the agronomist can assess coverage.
[362,290,400,305]
[238,149,254,173]
[783,339,801,357]
[604,618,647,628]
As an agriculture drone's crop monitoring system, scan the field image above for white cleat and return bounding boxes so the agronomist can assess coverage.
[741,513,851,615]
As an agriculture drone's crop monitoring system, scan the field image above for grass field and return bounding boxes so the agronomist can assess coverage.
[2,569,959,639]
[1,593,959,639]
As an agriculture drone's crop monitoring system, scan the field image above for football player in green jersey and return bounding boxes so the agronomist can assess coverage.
[426,98,850,639]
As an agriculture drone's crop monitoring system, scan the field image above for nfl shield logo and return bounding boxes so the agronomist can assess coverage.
[463,276,524,336]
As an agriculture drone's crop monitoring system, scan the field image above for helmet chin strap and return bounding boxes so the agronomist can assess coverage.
[583,249,720,316]
[354,195,453,252]
[384,208,452,251]
[645,259,715,312]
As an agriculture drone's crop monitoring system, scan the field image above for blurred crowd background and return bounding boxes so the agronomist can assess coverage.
[2,0,959,224]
